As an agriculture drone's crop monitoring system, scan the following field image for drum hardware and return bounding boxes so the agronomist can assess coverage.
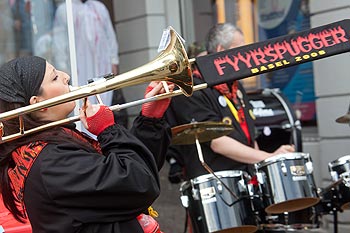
[318,162,350,233]
[335,104,350,124]
[305,160,313,174]
[328,155,350,210]
[171,121,240,200]
[280,162,287,176]
[180,182,191,208]
[340,172,350,187]
[171,121,234,146]
[318,183,344,233]
[173,123,258,232]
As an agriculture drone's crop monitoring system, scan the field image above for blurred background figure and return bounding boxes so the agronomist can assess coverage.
[0,0,16,64]
[30,0,56,64]
[10,0,33,57]
[52,0,128,127]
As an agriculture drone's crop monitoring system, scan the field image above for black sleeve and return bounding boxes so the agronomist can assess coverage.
[39,124,160,222]
[130,115,172,170]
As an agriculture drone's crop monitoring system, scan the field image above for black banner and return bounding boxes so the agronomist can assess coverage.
[195,19,350,87]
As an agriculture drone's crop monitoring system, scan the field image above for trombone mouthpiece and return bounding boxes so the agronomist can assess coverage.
[69,85,79,91]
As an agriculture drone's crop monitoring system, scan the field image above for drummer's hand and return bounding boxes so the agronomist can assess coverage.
[80,99,115,136]
[271,144,295,156]
[142,81,175,118]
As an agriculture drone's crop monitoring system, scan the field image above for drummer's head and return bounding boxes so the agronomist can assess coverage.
[205,23,245,54]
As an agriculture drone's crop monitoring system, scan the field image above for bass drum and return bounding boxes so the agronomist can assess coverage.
[247,88,302,153]
[179,170,258,233]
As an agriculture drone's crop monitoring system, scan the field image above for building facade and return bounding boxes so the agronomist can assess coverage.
[0,0,349,232]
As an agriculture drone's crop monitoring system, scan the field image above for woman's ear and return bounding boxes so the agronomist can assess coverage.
[29,96,38,105]
[29,96,47,112]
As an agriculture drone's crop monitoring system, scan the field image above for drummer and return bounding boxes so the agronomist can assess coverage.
[165,22,295,181]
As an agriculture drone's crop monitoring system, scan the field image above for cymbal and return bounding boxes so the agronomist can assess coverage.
[171,121,234,145]
[336,112,350,124]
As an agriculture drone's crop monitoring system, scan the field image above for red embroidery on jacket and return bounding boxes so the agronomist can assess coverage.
[8,141,47,203]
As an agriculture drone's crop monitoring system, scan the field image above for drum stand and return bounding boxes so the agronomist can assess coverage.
[333,209,338,233]
[194,134,239,200]
[319,180,343,233]
[329,187,340,233]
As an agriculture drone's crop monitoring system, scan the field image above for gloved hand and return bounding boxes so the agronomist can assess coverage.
[80,100,115,136]
[141,82,173,118]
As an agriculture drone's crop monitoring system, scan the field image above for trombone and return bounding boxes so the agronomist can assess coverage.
[0,27,203,143]
[1,84,208,143]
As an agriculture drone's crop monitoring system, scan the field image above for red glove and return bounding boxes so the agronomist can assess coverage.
[86,105,115,136]
[142,85,171,118]
[137,214,163,233]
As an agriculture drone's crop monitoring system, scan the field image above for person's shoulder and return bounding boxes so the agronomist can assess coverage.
[89,0,108,9]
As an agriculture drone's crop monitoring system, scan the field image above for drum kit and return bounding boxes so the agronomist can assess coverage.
[171,119,350,233]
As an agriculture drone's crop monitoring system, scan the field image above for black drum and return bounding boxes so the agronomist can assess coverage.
[247,89,302,153]
[328,155,350,210]
[255,153,320,214]
[179,170,258,233]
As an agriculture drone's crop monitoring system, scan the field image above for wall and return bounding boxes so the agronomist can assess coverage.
[113,0,185,125]
[309,0,350,232]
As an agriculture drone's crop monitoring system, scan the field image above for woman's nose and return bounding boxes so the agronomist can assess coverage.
[64,74,70,84]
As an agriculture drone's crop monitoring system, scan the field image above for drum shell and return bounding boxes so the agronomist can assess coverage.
[256,153,319,213]
[180,170,258,233]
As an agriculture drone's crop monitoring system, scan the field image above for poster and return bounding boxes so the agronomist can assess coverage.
[257,0,315,122]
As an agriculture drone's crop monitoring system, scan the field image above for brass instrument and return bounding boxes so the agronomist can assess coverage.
[1,84,207,143]
[0,27,199,143]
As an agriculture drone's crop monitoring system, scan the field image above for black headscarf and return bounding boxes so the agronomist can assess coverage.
[0,56,46,105]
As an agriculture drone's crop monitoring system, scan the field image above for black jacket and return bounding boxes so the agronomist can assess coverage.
[24,116,171,233]
[165,78,256,180]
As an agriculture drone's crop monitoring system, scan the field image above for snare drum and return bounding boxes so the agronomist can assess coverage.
[256,153,320,214]
[179,170,258,233]
[328,155,350,210]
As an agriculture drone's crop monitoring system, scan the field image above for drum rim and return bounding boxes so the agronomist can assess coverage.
[192,170,244,184]
[256,152,310,169]
[329,155,350,169]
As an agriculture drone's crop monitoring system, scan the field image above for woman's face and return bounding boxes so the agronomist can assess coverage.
[31,62,76,121]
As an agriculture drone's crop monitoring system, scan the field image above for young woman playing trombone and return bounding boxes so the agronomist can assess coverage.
[0,56,174,233]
